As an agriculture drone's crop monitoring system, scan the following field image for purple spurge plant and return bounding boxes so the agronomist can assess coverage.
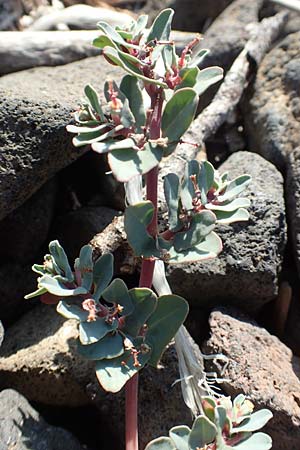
[26,8,273,450]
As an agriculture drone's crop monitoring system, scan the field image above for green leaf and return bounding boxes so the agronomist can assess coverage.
[84,84,105,122]
[169,425,190,450]
[38,275,87,297]
[215,208,250,224]
[97,21,139,50]
[93,253,114,301]
[132,14,148,40]
[77,332,124,360]
[232,410,273,433]
[103,46,167,87]
[92,138,136,154]
[180,160,200,210]
[79,317,118,345]
[198,160,215,204]
[93,34,116,50]
[147,8,174,44]
[206,197,250,212]
[49,240,74,282]
[162,44,177,72]
[102,278,133,316]
[57,300,88,321]
[120,98,135,128]
[164,173,182,232]
[120,75,146,131]
[188,416,217,450]
[189,48,210,67]
[123,288,157,337]
[24,285,47,300]
[162,88,198,142]
[232,432,272,450]
[218,175,251,202]
[176,67,199,90]
[174,210,216,252]
[167,231,222,263]
[78,245,93,291]
[67,123,108,134]
[146,294,189,367]
[104,79,126,103]
[72,126,117,147]
[194,67,223,96]
[95,348,151,392]
[145,437,175,450]
[108,142,163,182]
[202,397,217,423]
[124,201,159,258]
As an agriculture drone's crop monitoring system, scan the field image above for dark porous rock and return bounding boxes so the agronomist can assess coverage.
[0,305,92,407]
[0,178,57,265]
[166,151,287,313]
[51,206,120,262]
[244,31,300,168]
[0,389,84,450]
[0,56,123,221]
[204,308,300,450]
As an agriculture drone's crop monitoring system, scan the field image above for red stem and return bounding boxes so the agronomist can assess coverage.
[125,88,163,450]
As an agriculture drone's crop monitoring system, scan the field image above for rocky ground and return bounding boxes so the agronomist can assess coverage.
[0,0,300,449]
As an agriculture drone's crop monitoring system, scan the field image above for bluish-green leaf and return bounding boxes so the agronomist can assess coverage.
[103,46,167,87]
[194,67,223,96]
[174,210,216,252]
[124,201,159,257]
[176,67,199,90]
[67,123,108,134]
[164,173,182,232]
[215,208,250,224]
[38,275,87,297]
[108,142,163,182]
[218,175,251,202]
[167,231,222,263]
[93,34,116,50]
[145,437,175,450]
[133,14,148,40]
[232,410,273,433]
[189,48,210,67]
[180,160,200,211]
[97,21,139,50]
[95,348,151,392]
[93,253,114,301]
[120,98,135,128]
[78,245,93,291]
[72,125,118,147]
[84,84,105,122]
[206,197,250,212]
[188,416,217,450]
[49,240,74,282]
[232,432,272,450]
[77,332,124,360]
[57,299,89,321]
[24,285,47,300]
[120,75,146,131]
[162,88,198,142]
[92,138,135,154]
[146,8,174,44]
[169,425,190,450]
[198,160,215,204]
[146,294,189,367]
[102,278,133,316]
[123,288,157,337]
[79,317,118,345]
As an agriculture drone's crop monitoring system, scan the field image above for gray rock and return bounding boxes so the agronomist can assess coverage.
[0,389,84,450]
[204,308,300,450]
[244,30,300,168]
[0,56,123,222]
[166,151,287,312]
[0,178,57,265]
[0,321,3,348]
[243,31,300,277]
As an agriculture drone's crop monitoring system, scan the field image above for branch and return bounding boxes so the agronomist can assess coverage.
[270,0,300,12]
